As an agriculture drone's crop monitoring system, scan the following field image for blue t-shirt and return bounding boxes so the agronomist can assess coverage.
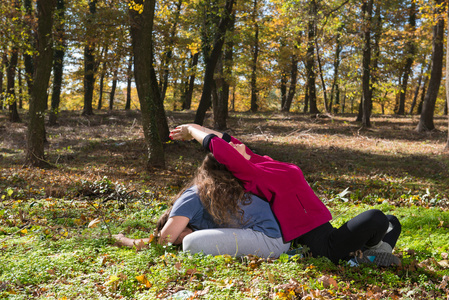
[169,186,282,238]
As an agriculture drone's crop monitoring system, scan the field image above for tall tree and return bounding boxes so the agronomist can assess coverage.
[250,0,259,113]
[445,3,449,152]
[397,1,416,115]
[361,0,373,127]
[129,0,165,168]
[109,68,118,110]
[181,52,199,110]
[305,0,319,114]
[49,0,66,126]
[416,0,445,132]
[82,0,98,116]
[7,48,21,122]
[125,56,133,110]
[194,0,235,125]
[26,0,55,167]
[23,0,35,95]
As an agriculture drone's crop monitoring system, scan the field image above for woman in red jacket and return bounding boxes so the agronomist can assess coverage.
[170,124,402,266]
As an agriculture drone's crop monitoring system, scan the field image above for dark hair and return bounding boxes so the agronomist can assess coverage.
[155,153,251,232]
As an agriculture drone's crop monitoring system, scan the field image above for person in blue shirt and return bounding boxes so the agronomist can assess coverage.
[114,153,290,258]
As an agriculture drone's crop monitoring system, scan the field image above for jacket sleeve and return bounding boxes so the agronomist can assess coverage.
[205,135,259,187]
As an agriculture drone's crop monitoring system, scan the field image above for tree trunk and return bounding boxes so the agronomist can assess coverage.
[181,52,199,110]
[194,0,235,125]
[361,0,373,127]
[23,0,34,96]
[416,0,444,132]
[49,0,65,126]
[250,0,259,113]
[82,0,97,116]
[125,56,132,110]
[129,0,165,168]
[26,0,55,167]
[330,29,342,114]
[409,61,426,114]
[316,36,328,113]
[0,52,5,110]
[7,49,21,123]
[306,0,319,114]
[417,76,428,115]
[97,62,106,109]
[445,3,449,151]
[397,1,416,115]
[109,68,118,110]
[282,53,298,112]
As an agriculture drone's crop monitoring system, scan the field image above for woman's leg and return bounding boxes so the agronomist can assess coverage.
[327,209,392,262]
[182,228,290,258]
[383,215,401,249]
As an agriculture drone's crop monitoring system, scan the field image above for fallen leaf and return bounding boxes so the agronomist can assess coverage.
[437,260,449,268]
[88,218,101,228]
[135,274,152,288]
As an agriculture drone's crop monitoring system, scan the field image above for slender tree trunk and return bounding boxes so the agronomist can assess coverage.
[330,29,342,114]
[361,0,373,127]
[0,52,5,110]
[280,70,287,109]
[250,0,259,113]
[26,0,55,167]
[181,52,199,110]
[18,67,23,109]
[445,4,449,151]
[409,61,426,114]
[397,1,416,115]
[316,36,328,113]
[194,0,235,125]
[416,0,445,132]
[129,0,165,168]
[82,0,98,116]
[23,0,34,96]
[109,68,118,110]
[282,53,298,112]
[49,0,65,126]
[7,49,21,123]
[306,0,319,114]
[303,85,309,113]
[97,62,106,109]
[125,56,132,110]
[417,75,428,114]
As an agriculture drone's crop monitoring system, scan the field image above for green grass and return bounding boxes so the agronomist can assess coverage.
[0,192,448,299]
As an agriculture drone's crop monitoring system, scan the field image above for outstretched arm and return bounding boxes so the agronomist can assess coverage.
[170,124,223,145]
[114,216,191,247]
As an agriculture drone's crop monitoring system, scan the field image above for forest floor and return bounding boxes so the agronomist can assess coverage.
[0,109,449,299]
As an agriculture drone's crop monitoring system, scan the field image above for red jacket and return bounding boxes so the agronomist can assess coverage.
[207,134,332,242]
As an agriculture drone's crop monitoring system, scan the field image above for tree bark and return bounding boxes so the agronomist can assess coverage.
[26,0,55,167]
[409,61,426,114]
[0,52,5,110]
[97,61,106,109]
[306,0,319,114]
[250,0,259,113]
[194,0,235,125]
[129,0,165,168]
[23,0,34,96]
[282,53,298,112]
[445,4,449,151]
[181,52,199,110]
[7,49,21,123]
[316,36,328,113]
[416,0,444,132]
[330,29,342,114]
[49,0,66,126]
[397,1,416,115]
[361,0,373,127]
[125,56,132,110]
[109,68,118,110]
[82,0,98,116]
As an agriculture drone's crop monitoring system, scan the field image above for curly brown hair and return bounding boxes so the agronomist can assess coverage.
[155,153,251,234]
[193,153,251,226]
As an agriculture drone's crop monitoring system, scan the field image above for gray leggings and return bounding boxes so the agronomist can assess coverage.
[182,228,290,258]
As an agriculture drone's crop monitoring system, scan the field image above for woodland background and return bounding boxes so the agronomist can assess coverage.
[1,0,449,299]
